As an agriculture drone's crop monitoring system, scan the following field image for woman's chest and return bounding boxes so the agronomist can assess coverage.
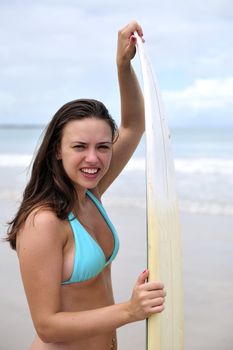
[76,201,115,260]
[62,202,115,283]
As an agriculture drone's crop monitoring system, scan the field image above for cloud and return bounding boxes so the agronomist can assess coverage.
[0,0,233,127]
[163,78,233,127]
[165,78,233,108]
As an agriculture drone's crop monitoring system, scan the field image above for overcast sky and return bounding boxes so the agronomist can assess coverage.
[0,0,233,127]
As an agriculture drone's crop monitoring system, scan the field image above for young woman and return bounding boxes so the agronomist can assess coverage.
[6,21,165,350]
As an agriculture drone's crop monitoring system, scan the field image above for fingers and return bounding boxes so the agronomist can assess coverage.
[139,286,166,316]
[138,282,166,310]
[136,270,166,296]
[145,289,167,300]
[119,20,144,39]
[118,20,144,49]
[136,269,149,286]
[129,270,166,321]
[117,20,144,65]
[144,281,165,293]
[142,290,166,309]
[150,304,165,313]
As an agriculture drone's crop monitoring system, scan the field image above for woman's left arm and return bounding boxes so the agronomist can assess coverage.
[99,21,145,194]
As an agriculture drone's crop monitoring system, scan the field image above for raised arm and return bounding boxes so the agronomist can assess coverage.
[99,21,145,194]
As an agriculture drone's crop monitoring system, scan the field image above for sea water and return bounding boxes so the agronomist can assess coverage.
[0,126,233,216]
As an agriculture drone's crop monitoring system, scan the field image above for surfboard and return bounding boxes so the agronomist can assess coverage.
[135,33,184,349]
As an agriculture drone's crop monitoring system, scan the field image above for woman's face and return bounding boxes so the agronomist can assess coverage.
[58,118,113,191]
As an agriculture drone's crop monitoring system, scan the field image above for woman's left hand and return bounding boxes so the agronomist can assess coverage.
[117,20,144,66]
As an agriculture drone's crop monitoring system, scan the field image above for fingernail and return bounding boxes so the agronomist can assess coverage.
[142,269,148,274]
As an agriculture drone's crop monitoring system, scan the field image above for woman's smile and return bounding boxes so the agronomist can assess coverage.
[80,167,101,179]
[81,168,99,175]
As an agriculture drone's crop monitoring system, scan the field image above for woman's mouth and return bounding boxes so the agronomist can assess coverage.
[80,167,100,178]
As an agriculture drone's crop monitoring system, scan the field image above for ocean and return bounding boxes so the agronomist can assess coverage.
[0,126,233,217]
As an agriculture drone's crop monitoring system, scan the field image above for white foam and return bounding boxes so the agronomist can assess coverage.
[0,190,22,200]
[175,158,233,175]
[179,200,233,216]
[104,196,233,216]
[124,157,233,176]
[0,154,33,167]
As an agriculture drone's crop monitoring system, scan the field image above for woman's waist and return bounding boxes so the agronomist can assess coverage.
[31,331,117,350]
[60,270,115,312]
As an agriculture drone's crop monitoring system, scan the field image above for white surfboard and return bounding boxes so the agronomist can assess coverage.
[135,34,184,350]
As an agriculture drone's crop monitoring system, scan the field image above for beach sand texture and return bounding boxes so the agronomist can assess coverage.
[1,198,233,350]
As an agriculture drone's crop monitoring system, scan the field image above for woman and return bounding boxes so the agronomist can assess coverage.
[6,21,165,350]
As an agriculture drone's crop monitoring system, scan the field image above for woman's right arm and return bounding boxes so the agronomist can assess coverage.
[17,211,165,343]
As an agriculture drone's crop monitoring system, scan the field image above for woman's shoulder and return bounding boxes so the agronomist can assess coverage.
[16,208,67,254]
[27,207,63,228]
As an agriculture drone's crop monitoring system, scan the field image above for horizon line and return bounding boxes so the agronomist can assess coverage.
[0,123,45,129]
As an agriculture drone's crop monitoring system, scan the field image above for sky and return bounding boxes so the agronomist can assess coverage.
[0,0,233,128]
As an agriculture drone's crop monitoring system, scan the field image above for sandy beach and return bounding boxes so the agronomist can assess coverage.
[1,197,233,350]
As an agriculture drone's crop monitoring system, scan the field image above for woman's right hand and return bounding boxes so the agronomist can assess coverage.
[116,21,144,67]
[128,269,166,321]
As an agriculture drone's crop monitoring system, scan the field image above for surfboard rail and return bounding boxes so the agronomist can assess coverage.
[135,32,184,350]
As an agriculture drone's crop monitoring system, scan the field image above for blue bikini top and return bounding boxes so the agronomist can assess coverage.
[62,190,119,284]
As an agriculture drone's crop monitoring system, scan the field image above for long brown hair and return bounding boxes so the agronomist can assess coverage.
[6,98,118,250]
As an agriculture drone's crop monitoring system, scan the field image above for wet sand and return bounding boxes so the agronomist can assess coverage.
[1,199,233,349]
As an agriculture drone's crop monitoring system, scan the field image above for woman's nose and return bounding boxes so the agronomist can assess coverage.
[85,149,98,163]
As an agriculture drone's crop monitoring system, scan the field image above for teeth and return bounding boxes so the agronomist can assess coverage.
[81,168,98,174]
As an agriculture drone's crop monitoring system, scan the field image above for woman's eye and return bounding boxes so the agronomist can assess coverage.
[74,145,85,150]
[98,145,112,152]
